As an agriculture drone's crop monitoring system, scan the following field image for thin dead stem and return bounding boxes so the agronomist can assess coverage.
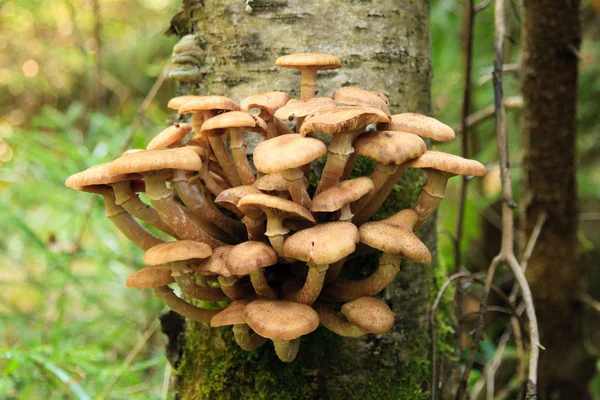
[455,0,541,398]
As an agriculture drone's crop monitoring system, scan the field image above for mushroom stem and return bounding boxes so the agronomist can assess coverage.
[339,204,354,222]
[314,130,362,195]
[111,181,177,237]
[242,216,266,242]
[208,136,243,187]
[153,286,222,323]
[340,152,358,181]
[313,300,366,337]
[352,167,405,225]
[412,170,450,230]
[232,324,267,351]
[172,170,247,242]
[272,338,301,363]
[300,69,318,99]
[102,193,164,250]
[323,253,401,301]
[265,217,289,258]
[193,164,229,197]
[143,171,224,248]
[249,270,277,299]
[217,276,255,300]
[281,168,312,209]
[351,164,397,217]
[229,127,256,184]
[285,263,328,304]
[175,273,228,301]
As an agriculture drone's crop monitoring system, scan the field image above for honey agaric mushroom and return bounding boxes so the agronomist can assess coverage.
[332,86,391,116]
[274,97,336,133]
[377,113,456,143]
[253,134,326,208]
[237,194,315,258]
[324,209,431,301]
[240,91,293,139]
[146,123,193,150]
[211,300,267,351]
[202,111,267,185]
[171,169,247,242]
[65,166,166,249]
[177,95,243,187]
[215,185,265,241]
[283,221,359,304]
[313,297,394,337]
[243,299,319,362]
[311,177,374,222]
[126,265,174,289]
[402,150,486,230]
[196,245,251,300]
[351,131,427,225]
[227,241,278,299]
[254,173,308,197]
[300,106,390,195]
[143,240,228,301]
[108,148,224,248]
[275,53,341,99]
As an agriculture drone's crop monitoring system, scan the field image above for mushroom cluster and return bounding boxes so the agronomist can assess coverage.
[65,52,485,362]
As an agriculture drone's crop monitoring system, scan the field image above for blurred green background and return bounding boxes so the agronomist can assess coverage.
[0,0,598,398]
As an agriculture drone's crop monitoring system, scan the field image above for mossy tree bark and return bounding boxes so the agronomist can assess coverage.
[164,1,456,399]
[520,0,594,398]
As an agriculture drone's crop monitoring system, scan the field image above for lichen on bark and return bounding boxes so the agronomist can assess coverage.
[166,1,457,398]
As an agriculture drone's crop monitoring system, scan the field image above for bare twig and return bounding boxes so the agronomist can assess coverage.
[471,212,546,399]
[455,0,541,397]
[474,0,493,13]
[457,96,523,134]
[579,293,600,314]
[161,362,171,400]
[477,63,519,85]
[454,0,475,274]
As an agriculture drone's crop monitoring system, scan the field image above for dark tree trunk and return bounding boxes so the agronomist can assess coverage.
[162,1,458,398]
[520,1,594,398]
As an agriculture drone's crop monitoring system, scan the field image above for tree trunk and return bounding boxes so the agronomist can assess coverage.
[163,1,456,398]
[520,1,594,398]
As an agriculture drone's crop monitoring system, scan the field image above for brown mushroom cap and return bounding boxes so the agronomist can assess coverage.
[167,95,198,110]
[354,131,427,166]
[273,98,336,121]
[283,221,359,265]
[177,96,240,114]
[377,113,455,142]
[240,91,290,115]
[214,185,262,214]
[108,148,203,175]
[226,241,278,276]
[311,177,374,213]
[243,299,319,340]
[237,193,315,223]
[146,123,193,150]
[359,210,431,264]
[275,53,341,71]
[196,245,233,277]
[253,134,326,174]
[65,162,137,190]
[332,87,390,115]
[125,265,175,289]
[210,300,249,327]
[201,111,268,135]
[142,240,212,266]
[254,173,307,192]
[341,297,395,334]
[300,106,390,136]
[402,150,486,177]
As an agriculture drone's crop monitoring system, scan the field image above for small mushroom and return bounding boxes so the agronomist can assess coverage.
[313,297,394,337]
[240,91,293,139]
[282,221,359,304]
[253,134,326,208]
[215,185,265,241]
[146,123,193,150]
[211,300,267,351]
[324,209,431,301]
[402,151,486,230]
[243,299,319,362]
[126,265,175,289]
[377,113,456,143]
[300,105,390,195]
[226,241,278,299]
[275,53,342,99]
